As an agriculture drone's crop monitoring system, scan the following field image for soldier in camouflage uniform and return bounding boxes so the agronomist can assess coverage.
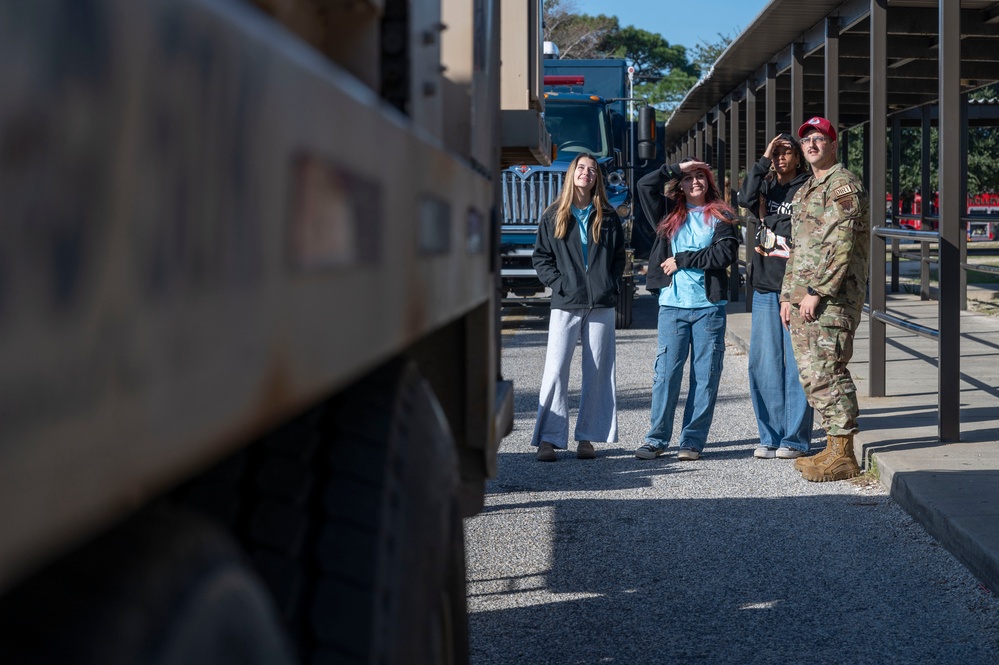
[779,117,870,482]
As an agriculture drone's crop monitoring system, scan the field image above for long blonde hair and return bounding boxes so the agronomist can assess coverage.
[551,153,609,243]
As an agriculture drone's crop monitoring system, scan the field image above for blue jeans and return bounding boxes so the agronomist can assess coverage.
[645,304,726,452]
[748,290,814,451]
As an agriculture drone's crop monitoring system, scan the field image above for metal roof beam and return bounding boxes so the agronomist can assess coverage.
[848,9,999,38]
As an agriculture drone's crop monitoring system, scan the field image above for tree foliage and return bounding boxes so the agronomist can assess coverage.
[542,0,712,119]
[599,26,699,118]
[543,0,618,60]
[689,31,735,76]
[842,84,999,202]
[967,85,999,194]
[600,26,695,77]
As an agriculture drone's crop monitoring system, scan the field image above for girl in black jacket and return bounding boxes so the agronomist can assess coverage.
[634,159,739,461]
[737,134,814,460]
[531,153,625,461]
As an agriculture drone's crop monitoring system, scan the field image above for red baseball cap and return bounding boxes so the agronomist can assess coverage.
[798,116,837,142]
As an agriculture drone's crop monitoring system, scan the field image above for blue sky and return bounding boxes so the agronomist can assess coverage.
[570,0,771,53]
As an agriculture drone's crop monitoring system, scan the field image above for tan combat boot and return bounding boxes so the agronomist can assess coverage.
[794,435,837,472]
[799,434,861,482]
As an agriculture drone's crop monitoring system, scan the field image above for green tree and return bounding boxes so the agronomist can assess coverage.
[689,31,736,75]
[598,26,699,119]
[968,85,999,195]
[841,125,938,212]
[600,26,695,77]
[542,1,702,119]
[543,0,618,60]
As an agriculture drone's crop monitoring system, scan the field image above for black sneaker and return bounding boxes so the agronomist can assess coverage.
[635,444,665,460]
[537,441,557,462]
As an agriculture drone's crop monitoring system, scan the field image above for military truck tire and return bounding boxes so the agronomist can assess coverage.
[310,359,467,665]
[616,275,634,329]
[0,507,297,665]
[174,359,468,664]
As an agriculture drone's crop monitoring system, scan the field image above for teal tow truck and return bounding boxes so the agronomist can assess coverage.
[500,58,654,328]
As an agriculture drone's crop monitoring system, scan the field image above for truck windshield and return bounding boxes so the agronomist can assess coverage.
[544,102,610,159]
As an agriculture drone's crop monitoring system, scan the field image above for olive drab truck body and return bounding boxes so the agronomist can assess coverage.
[0,0,549,662]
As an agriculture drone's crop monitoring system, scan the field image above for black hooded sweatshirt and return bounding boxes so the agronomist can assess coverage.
[636,163,740,302]
[737,156,811,294]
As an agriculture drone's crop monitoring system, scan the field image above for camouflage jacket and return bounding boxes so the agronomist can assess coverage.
[780,163,870,317]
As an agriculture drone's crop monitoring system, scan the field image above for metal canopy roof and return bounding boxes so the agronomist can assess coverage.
[663,0,999,154]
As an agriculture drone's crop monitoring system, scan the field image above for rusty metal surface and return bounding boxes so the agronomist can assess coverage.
[0,0,496,589]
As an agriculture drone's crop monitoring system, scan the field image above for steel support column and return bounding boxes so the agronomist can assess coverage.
[891,114,901,292]
[869,0,888,397]
[842,130,850,169]
[765,62,776,140]
[729,95,742,305]
[920,105,932,301]
[862,123,870,192]
[938,0,961,441]
[717,103,737,301]
[729,96,740,208]
[705,115,714,166]
[717,107,727,193]
[825,17,840,156]
[960,92,969,311]
[790,42,804,131]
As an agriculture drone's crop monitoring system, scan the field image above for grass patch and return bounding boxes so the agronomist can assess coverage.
[852,454,882,490]
[969,299,999,317]
[918,267,999,284]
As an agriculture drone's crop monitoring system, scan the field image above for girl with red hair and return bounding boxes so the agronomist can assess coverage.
[634,159,740,461]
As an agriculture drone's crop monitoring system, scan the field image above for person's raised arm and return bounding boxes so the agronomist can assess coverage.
[636,160,710,231]
[737,134,783,214]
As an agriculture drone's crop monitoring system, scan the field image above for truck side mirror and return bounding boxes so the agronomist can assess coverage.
[637,106,656,161]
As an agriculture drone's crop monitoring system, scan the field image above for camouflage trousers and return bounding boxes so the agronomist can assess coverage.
[788,305,860,436]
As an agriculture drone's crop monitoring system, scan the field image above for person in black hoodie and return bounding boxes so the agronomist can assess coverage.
[531,153,626,462]
[633,159,740,461]
[737,133,814,460]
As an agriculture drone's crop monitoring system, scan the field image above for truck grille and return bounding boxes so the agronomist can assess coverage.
[501,171,563,226]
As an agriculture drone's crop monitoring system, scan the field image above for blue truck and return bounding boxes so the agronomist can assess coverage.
[500,58,654,328]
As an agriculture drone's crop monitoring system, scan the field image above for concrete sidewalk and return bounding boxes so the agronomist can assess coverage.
[725,291,999,594]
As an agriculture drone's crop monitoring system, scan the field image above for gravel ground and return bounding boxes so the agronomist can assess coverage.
[467,289,999,665]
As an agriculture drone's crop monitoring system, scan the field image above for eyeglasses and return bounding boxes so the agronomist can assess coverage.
[800,135,830,146]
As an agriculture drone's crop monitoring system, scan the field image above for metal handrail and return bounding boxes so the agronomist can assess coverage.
[963,262,999,276]
[870,310,939,340]
[894,213,999,224]
[897,251,933,262]
[881,220,999,300]
[876,227,939,241]
[871,225,941,338]
[870,210,966,442]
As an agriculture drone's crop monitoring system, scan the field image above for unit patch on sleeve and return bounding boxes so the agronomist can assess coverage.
[832,184,858,198]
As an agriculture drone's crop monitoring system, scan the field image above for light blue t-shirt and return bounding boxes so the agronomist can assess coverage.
[659,207,727,309]
[572,203,593,269]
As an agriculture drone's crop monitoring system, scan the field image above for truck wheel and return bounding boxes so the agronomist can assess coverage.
[0,507,297,665]
[176,360,468,664]
[616,275,634,329]
[311,359,466,665]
